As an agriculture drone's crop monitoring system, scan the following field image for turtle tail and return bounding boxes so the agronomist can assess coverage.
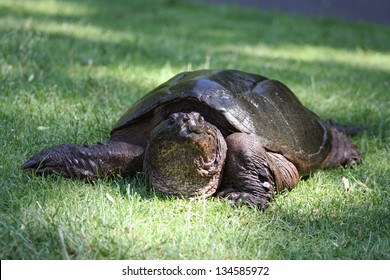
[22,141,144,181]
[324,119,368,136]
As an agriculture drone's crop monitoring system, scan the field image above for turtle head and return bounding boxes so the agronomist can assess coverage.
[144,112,227,198]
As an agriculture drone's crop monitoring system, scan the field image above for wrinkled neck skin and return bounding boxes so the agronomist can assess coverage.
[322,128,363,168]
[144,113,227,198]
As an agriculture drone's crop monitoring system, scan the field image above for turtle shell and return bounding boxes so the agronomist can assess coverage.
[112,69,332,172]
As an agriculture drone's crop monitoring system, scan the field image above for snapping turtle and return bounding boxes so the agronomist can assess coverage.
[23,69,364,209]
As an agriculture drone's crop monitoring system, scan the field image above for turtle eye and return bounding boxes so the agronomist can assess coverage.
[168,114,178,125]
[198,115,204,124]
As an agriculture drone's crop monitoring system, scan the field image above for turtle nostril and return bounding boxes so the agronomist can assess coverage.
[182,114,190,122]
[187,120,197,131]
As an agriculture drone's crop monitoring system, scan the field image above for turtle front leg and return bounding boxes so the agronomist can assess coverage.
[22,141,144,181]
[216,133,299,210]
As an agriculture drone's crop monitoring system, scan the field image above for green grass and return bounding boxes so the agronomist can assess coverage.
[0,0,389,259]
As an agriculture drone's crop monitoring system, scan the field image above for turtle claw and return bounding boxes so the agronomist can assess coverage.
[22,152,48,172]
[216,188,269,210]
[22,151,54,172]
[22,141,141,181]
[22,145,75,177]
[225,192,253,207]
[22,158,41,170]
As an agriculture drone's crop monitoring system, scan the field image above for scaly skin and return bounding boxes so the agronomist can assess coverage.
[322,128,363,168]
[216,133,299,210]
[22,141,143,180]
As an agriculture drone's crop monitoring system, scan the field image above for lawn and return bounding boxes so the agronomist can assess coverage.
[0,0,389,259]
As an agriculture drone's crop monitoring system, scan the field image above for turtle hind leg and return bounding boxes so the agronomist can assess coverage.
[322,129,363,168]
[215,133,299,210]
[22,141,144,181]
[324,119,368,136]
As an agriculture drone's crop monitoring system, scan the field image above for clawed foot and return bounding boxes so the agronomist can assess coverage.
[23,145,71,175]
[216,187,271,210]
[22,144,97,179]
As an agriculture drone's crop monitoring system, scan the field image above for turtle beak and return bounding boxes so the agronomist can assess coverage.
[179,119,203,137]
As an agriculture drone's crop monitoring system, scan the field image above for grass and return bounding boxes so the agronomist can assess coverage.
[0,0,389,259]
